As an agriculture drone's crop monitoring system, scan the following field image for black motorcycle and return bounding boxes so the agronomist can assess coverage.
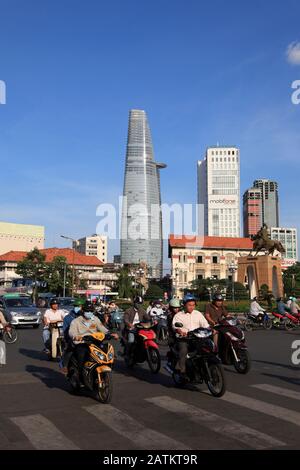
[214,317,251,374]
[165,322,226,397]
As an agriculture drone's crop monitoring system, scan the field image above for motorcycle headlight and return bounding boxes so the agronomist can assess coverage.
[95,351,105,361]
[36,311,42,317]
[108,352,114,360]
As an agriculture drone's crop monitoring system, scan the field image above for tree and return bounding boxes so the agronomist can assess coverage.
[117,266,133,299]
[144,283,164,301]
[227,282,249,300]
[283,262,300,297]
[44,256,73,296]
[16,248,47,302]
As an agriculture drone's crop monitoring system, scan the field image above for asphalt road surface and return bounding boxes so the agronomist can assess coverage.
[0,326,300,450]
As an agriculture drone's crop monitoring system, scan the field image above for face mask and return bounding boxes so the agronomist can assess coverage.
[83,312,93,320]
[74,307,81,314]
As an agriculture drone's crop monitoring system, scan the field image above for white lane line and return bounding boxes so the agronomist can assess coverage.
[85,404,190,450]
[221,392,300,428]
[252,384,300,401]
[10,414,79,450]
[146,396,285,449]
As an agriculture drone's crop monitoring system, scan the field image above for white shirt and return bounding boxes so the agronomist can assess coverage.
[250,301,265,317]
[133,310,140,325]
[43,309,67,328]
[172,310,209,334]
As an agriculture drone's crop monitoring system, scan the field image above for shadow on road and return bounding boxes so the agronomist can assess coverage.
[25,364,69,391]
[113,358,174,389]
[19,348,49,362]
[262,372,300,386]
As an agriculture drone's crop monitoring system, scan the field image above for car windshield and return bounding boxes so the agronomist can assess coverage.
[59,299,74,306]
[5,298,33,308]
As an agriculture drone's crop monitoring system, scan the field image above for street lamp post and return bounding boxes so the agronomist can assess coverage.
[228,263,238,302]
[61,235,76,297]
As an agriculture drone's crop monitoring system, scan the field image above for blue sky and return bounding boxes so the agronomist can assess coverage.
[0,0,299,268]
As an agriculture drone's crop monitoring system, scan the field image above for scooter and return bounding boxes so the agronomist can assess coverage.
[214,317,251,374]
[49,321,65,359]
[284,312,300,331]
[244,312,272,331]
[270,311,289,329]
[67,332,114,403]
[0,323,18,344]
[122,322,161,373]
[165,322,226,397]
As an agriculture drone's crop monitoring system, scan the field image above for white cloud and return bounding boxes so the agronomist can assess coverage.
[286,42,300,65]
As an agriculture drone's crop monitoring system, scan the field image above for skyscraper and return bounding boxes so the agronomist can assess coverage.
[253,179,279,228]
[243,187,262,237]
[121,110,166,278]
[197,146,241,237]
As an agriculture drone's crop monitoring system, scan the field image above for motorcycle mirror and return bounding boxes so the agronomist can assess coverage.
[175,322,183,328]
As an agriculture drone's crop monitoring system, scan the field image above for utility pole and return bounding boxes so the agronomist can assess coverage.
[61,235,76,297]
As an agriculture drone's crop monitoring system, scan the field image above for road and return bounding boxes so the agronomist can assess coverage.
[0,326,300,450]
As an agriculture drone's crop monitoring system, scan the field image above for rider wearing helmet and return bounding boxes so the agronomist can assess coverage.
[172,294,209,376]
[123,296,150,355]
[167,298,182,344]
[42,298,67,354]
[69,301,118,383]
[63,298,85,341]
[205,293,229,347]
[290,297,300,316]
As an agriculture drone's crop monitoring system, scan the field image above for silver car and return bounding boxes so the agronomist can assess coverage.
[0,294,42,328]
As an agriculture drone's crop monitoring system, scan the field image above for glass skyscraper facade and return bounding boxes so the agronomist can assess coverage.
[121,109,166,278]
[253,179,279,228]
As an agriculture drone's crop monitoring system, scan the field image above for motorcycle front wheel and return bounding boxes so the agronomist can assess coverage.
[263,316,273,330]
[96,372,113,404]
[233,349,251,374]
[244,319,253,332]
[3,327,18,344]
[147,347,161,373]
[206,363,226,397]
[285,319,296,331]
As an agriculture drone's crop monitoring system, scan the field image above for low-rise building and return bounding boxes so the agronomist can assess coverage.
[270,227,298,269]
[74,234,108,264]
[0,221,44,255]
[169,234,253,297]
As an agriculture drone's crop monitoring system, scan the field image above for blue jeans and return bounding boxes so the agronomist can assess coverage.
[43,328,51,349]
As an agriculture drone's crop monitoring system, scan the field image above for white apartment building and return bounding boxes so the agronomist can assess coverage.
[74,235,108,264]
[198,146,240,237]
[270,227,298,269]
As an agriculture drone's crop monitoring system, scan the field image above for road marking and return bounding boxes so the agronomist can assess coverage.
[85,404,189,450]
[221,392,300,428]
[10,414,79,450]
[146,396,285,449]
[252,384,300,401]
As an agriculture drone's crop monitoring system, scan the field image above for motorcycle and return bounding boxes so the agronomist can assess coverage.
[122,322,161,373]
[283,312,300,331]
[244,311,272,331]
[214,317,251,374]
[153,313,169,344]
[0,323,18,344]
[49,321,65,359]
[165,322,226,397]
[270,311,289,329]
[109,309,124,331]
[67,332,114,403]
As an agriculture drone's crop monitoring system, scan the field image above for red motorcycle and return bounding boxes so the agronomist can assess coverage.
[270,311,289,329]
[122,322,161,373]
[284,312,300,331]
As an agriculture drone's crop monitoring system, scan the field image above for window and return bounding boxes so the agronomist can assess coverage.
[196,255,203,263]
[212,256,218,264]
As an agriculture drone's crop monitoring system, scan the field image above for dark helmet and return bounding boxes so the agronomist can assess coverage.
[251,297,257,301]
[50,298,59,306]
[133,296,143,305]
[276,297,282,302]
[74,298,85,307]
[83,301,95,312]
[213,293,224,302]
[183,294,196,304]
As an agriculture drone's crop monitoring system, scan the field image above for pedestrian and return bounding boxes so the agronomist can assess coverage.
[0,309,7,366]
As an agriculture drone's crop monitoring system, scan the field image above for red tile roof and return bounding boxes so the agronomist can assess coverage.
[0,248,103,266]
[168,234,253,250]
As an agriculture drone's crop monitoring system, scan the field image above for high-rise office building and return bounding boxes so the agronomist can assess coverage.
[253,179,279,228]
[121,109,166,278]
[243,188,262,237]
[270,227,298,269]
[197,146,240,237]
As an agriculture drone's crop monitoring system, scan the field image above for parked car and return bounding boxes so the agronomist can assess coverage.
[37,293,56,308]
[0,293,42,328]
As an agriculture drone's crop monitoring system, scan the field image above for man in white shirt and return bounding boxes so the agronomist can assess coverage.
[42,298,67,353]
[172,295,209,375]
[249,297,265,319]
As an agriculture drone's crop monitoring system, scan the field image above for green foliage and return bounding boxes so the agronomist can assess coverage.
[117,266,133,299]
[226,282,249,300]
[144,283,164,300]
[16,248,47,301]
[44,256,73,296]
[283,262,300,297]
